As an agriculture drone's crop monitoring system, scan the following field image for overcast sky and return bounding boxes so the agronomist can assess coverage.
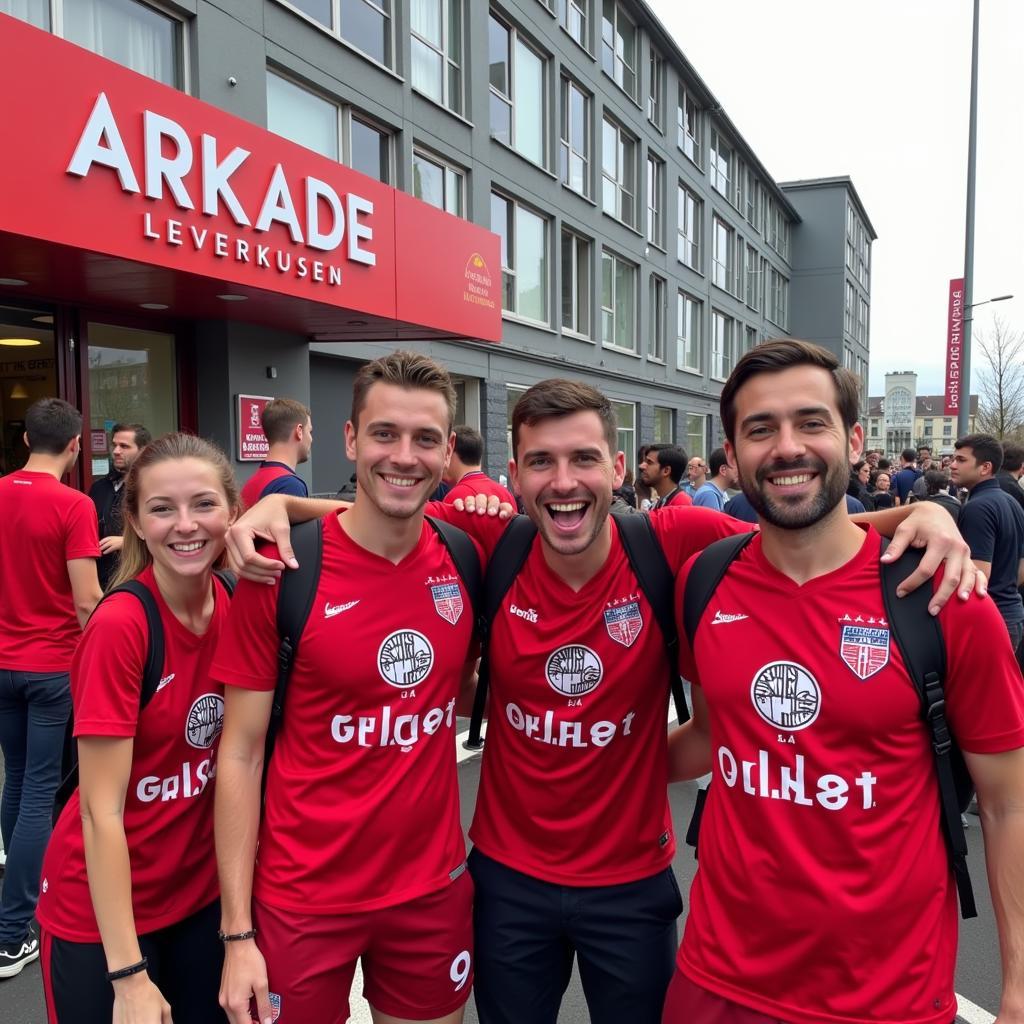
[646,0,1023,399]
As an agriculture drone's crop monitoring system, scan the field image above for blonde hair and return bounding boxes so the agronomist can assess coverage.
[110,433,240,589]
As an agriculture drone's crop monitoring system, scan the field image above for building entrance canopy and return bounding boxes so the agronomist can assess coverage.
[0,14,501,344]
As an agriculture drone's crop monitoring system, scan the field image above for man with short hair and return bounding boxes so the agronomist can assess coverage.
[443,425,516,508]
[692,448,737,512]
[865,449,880,469]
[892,447,921,506]
[997,442,1024,514]
[239,398,312,509]
[951,433,1024,651]
[684,455,707,497]
[638,445,692,508]
[664,340,1024,1024]
[0,398,102,977]
[88,421,151,589]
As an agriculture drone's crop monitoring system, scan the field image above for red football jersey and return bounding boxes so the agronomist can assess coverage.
[209,513,481,914]
[444,471,517,510]
[429,504,748,885]
[661,488,693,508]
[674,527,1024,1024]
[240,462,297,510]
[0,470,100,671]
[38,567,231,941]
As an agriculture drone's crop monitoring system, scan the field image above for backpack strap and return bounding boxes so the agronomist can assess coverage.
[425,516,482,623]
[213,568,237,596]
[682,533,756,649]
[466,515,537,749]
[879,539,977,919]
[613,512,688,725]
[268,519,324,770]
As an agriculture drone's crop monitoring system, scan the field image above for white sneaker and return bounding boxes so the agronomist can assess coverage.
[0,930,40,979]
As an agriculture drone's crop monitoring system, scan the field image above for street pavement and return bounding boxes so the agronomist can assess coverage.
[0,725,1004,1023]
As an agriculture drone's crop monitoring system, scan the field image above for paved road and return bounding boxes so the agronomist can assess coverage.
[0,729,1004,1023]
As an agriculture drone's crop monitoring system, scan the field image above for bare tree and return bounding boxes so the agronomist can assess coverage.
[975,316,1024,442]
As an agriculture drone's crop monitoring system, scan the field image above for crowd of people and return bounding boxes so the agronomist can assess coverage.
[0,340,1021,1024]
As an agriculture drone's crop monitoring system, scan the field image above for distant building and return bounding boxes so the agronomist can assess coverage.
[867,371,977,454]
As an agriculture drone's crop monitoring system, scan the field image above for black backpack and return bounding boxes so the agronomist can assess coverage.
[53,570,238,815]
[681,533,977,919]
[266,515,482,771]
[465,511,689,749]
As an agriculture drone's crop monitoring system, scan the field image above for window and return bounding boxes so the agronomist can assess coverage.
[745,245,759,309]
[601,117,637,227]
[506,383,528,462]
[55,0,184,88]
[557,0,587,47]
[492,192,549,323]
[612,401,636,467]
[767,268,789,330]
[653,406,674,444]
[648,275,666,362]
[350,116,391,182]
[744,325,758,354]
[764,195,790,259]
[677,184,701,271]
[489,14,547,167]
[686,413,707,461]
[943,422,953,437]
[646,154,665,248]
[411,0,463,114]
[560,77,590,197]
[712,216,734,292]
[600,0,637,100]
[339,0,391,64]
[711,309,735,381]
[857,296,869,344]
[601,249,637,351]
[844,280,856,337]
[561,228,592,337]
[648,48,664,129]
[412,148,464,215]
[745,166,759,228]
[676,85,701,166]
[709,128,733,201]
[676,291,702,373]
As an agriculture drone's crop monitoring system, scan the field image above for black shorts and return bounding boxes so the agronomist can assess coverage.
[41,900,225,1024]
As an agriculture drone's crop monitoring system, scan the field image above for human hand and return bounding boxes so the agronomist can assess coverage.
[111,970,172,1024]
[99,535,124,556]
[225,495,295,584]
[219,940,273,1024]
[451,494,516,518]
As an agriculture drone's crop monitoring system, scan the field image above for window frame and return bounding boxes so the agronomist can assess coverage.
[489,12,550,169]
[411,145,466,216]
[686,412,707,462]
[648,274,666,363]
[600,0,638,101]
[410,0,464,115]
[561,226,593,339]
[648,46,665,130]
[676,182,701,272]
[559,74,592,199]
[492,189,551,327]
[711,308,735,382]
[611,399,637,467]
[600,248,638,354]
[601,115,638,229]
[711,214,735,293]
[676,289,702,374]
[653,406,675,445]
[646,152,665,248]
[676,84,701,167]
[556,0,588,49]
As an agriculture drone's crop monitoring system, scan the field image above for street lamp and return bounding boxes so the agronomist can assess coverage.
[965,295,1014,319]
[959,293,1014,436]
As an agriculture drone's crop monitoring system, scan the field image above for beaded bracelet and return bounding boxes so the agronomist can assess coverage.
[106,957,149,982]
[217,928,257,942]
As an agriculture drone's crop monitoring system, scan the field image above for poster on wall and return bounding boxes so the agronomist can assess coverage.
[237,394,274,462]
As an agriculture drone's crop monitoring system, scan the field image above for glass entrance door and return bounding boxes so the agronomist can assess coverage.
[0,304,58,475]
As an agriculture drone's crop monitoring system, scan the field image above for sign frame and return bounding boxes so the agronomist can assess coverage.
[236,394,274,463]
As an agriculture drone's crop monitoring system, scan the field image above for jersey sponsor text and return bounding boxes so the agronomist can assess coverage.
[330,697,457,753]
[505,701,636,748]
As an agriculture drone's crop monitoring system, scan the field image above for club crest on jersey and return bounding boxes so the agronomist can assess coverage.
[266,992,281,1021]
[603,600,643,648]
[378,629,434,688]
[751,661,821,731]
[546,645,603,697]
[839,624,890,680]
[185,693,224,749]
[430,582,464,625]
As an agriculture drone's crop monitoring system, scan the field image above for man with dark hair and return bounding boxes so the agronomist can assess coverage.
[443,424,515,508]
[239,397,312,509]
[638,444,692,508]
[691,447,737,512]
[664,340,1024,1024]
[88,421,151,589]
[997,442,1024,514]
[952,433,1024,651]
[892,447,921,506]
[921,469,962,523]
[0,398,102,976]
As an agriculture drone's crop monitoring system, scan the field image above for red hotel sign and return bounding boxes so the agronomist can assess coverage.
[237,395,273,462]
[0,14,500,342]
[944,278,965,417]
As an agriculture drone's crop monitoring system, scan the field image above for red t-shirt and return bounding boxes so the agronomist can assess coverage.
[444,471,517,510]
[240,462,299,510]
[673,527,1024,1024]
[209,513,481,914]
[428,503,748,885]
[37,567,231,942]
[661,488,693,508]
[0,470,100,671]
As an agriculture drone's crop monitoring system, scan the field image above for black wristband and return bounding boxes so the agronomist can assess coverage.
[218,928,257,942]
[106,957,148,982]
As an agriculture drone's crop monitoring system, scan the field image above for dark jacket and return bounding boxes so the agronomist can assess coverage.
[87,470,125,590]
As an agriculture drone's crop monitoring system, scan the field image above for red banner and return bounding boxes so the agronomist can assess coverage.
[237,395,273,462]
[944,278,965,417]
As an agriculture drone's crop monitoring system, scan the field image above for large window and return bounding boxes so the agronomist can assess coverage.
[411,0,463,114]
[712,216,735,292]
[489,14,547,167]
[767,268,789,330]
[676,291,701,373]
[845,280,856,337]
[653,406,674,444]
[601,117,637,227]
[709,129,733,200]
[412,148,464,216]
[492,192,549,324]
[284,0,393,66]
[677,184,701,271]
[557,0,587,47]
[560,77,591,198]
[686,413,707,461]
[506,383,528,463]
[601,250,637,352]
[611,400,636,467]
[764,195,790,259]
[847,202,871,288]
[711,309,735,381]
[745,244,759,309]
[600,0,637,100]
[561,228,592,338]
[677,85,701,166]
[350,116,391,182]
[648,48,664,130]
[648,275,666,362]
[646,154,664,248]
